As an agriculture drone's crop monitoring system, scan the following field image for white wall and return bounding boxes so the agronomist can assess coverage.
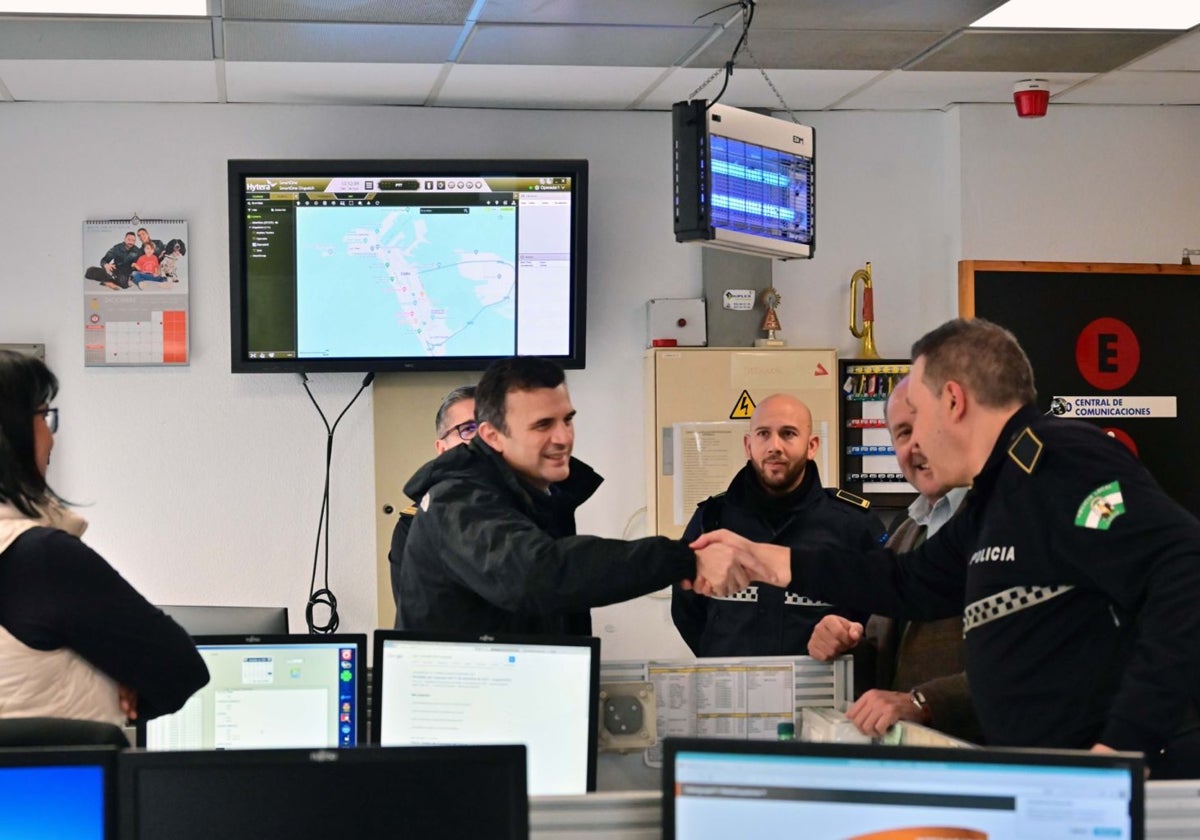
[1,101,1196,658]
[957,104,1200,263]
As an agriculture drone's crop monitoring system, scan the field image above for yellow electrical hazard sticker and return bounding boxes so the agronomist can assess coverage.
[729,390,756,419]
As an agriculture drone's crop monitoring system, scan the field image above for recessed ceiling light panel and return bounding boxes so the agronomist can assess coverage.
[972,0,1200,30]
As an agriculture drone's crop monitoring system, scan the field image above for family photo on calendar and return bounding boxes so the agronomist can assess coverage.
[83,221,188,293]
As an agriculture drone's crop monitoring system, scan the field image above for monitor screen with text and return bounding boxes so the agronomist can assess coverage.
[665,738,1143,840]
[140,635,365,750]
[373,631,599,795]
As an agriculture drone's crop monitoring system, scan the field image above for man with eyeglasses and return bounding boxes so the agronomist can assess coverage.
[388,385,476,626]
[396,356,747,636]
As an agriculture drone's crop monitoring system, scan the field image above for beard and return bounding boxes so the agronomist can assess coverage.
[753,456,808,495]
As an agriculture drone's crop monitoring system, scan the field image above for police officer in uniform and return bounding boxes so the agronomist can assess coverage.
[672,393,884,657]
[694,319,1200,777]
[388,384,476,626]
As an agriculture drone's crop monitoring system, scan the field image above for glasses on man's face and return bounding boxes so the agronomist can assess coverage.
[439,419,478,442]
[35,407,59,434]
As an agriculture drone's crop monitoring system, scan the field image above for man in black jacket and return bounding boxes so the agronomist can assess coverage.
[388,384,476,627]
[694,318,1200,777]
[397,356,746,636]
[88,231,140,289]
[672,394,884,657]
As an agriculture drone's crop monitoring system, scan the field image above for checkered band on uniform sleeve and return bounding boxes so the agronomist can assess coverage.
[782,593,832,607]
[963,584,1075,635]
[713,585,759,602]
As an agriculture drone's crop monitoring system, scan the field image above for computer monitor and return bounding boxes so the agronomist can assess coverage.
[0,746,115,839]
[156,604,289,635]
[137,634,365,750]
[117,745,527,840]
[372,630,599,795]
[664,738,1144,840]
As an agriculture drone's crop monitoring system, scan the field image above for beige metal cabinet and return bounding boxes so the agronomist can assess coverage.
[644,348,840,539]
[372,372,477,628]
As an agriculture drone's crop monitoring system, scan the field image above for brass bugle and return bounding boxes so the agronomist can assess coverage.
[848,261,880,359]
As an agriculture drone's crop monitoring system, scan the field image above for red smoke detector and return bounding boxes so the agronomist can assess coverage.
[1013,79,1050,118]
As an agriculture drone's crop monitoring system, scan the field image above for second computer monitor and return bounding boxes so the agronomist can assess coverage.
[118,745,528,840]
[156,604,289,635]
[0,747,115,839]
[373,630,599,795]
[138,634,366,750]
[664,737,1144,840]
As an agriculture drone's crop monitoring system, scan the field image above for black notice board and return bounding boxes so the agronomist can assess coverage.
[959,261,1200,517]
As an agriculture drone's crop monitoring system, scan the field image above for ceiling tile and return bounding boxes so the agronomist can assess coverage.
[477,0,735,26]
[910,30,1179,73]
[224,61,444,104]
[745,0,1007,30]
[221,0,475,25]
[0,59,218,101]
[637,67,884,111]
[460,24,711,66]
[0,17,213,60]
[224,21,460,63]
[1124,29,1200,72]
[433,64,668,109]
[691,27,951,70]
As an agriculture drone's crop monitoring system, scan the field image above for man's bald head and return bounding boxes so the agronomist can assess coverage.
[743,394,819,495]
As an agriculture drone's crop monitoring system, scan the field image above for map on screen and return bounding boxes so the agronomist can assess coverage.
[296,205,517,359]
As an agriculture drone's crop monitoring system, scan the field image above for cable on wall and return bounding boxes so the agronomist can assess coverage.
[299,371,375,634]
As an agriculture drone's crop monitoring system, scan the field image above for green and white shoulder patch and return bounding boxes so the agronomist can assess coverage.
[1074,481,1125,530]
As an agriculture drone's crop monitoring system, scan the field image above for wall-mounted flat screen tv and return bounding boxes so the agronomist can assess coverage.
[228,159,588,373]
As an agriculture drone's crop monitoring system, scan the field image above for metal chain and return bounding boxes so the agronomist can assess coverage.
[743,42,801,125]
[687,64,727,102]
[685,24,802,126]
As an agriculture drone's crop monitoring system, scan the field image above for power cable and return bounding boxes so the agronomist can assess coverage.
[299,370,375,633]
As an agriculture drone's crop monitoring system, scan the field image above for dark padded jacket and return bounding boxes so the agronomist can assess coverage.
[397,438,695,636]
[672,462,884,657]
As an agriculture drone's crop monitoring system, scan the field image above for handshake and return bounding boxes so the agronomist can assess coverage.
[684,530,794,597]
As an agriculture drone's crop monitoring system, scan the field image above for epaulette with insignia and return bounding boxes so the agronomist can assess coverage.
[399,504,418,517]
[833,489,870,510]
[1007,426,1044,475]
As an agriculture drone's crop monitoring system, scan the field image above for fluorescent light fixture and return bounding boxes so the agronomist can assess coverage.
[972,0,1200,30]
[0,0,205,14]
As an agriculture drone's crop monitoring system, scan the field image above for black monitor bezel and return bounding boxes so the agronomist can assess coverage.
[662,737,1145,840]
[372,629,600,793]
[228,157,589,374]
[155,604,289,636]
[135,633,367,749]
[116,745,528,840]
[0,746,116,839]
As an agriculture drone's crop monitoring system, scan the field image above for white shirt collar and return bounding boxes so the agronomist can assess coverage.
[906,486,968,539]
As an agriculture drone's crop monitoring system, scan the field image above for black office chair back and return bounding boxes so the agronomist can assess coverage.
[0,717,130,748]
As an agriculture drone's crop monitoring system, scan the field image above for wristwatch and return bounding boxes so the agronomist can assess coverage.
[910,688,930,719]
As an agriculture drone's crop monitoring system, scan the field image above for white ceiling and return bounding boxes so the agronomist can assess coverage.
[1,0,1198,111]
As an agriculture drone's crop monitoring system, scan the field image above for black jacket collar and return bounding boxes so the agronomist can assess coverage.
[404,435,603,515]
[971,404,1041,493]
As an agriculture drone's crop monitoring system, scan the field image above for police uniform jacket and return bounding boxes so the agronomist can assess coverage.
[387,506,415,628]
[791,405,1200,759]
[397,437,695,636]
[672,462,884,657]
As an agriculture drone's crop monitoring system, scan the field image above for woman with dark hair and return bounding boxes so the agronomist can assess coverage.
[0,350,208,725]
